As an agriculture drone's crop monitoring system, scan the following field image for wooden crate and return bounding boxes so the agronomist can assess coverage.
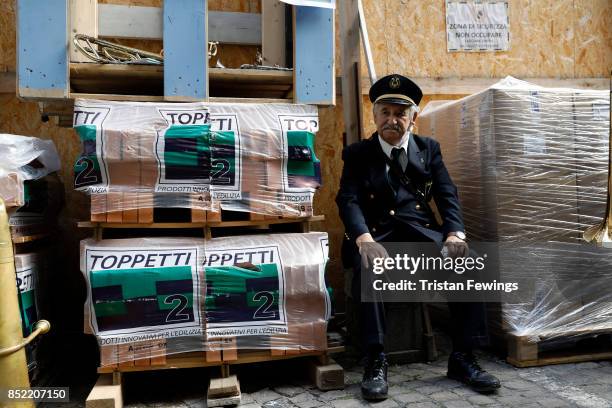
[17,0,334,108]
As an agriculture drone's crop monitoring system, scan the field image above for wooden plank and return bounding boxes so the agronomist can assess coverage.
[0,71,16,94]
[69,93,290,104]
[17,0,69,99]
[149,340,167,366]
[308,358,344,391]
[206,349,223,363]
[98,4,161,40]
[77,215,324,229]
[293,5,335,105]
[210,68,292,83]
[338,0,363,144]
[91,194,107,222]
[507,336,539,363]
[221,338,238,362]
[86,374,122,408]
[117,343,135,368]
[163,0,208,101]
[98,4,261,45]
[508,351,612,368]
[70,0,98,63]
[208,375,240,399]
[98,348,330,373]
[191,208,207,223]
[262,0,287,67]
[99,345,118,368]
[208,12,261,45]
[206,210,222,222]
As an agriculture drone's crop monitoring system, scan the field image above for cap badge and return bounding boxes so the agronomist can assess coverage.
[389,76,401,89]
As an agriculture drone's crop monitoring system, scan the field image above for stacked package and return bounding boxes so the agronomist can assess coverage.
[73,100,321,218]
[0,134,62,380]
[0,135,63,238]
[80,232,330,365]
[14,251,54,379]
[418,77,612,341]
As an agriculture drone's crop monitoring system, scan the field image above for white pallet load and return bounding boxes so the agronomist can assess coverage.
[418,77,612,342]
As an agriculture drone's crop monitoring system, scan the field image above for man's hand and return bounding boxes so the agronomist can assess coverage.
[356,233,389,268]
[442,235,469,258]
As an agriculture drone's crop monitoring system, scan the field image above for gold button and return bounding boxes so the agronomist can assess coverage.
[415,204,421,210]
[372,227,377,233]
[370,194,375,199]
[389,210,395,216]
[425,223,431,228]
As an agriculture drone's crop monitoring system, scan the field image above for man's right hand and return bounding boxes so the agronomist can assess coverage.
[356,233,389,268]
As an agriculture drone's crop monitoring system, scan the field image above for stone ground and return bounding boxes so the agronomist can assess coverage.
[39,332,612,408]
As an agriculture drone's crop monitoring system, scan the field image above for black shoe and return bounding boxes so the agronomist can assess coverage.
[361,353,388,400]
[447,351,501,393]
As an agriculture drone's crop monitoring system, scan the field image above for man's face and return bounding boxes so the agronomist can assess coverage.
[373,102,415,145]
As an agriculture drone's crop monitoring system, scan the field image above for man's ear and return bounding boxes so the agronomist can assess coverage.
[412,111,419,123]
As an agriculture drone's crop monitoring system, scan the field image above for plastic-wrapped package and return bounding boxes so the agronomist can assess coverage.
[208,103,320,217]
[73,100,214,216]
[14,251,53,376]
[80,232,330,366]
[0,134,61,208]
[418,77,611,341]
[73,100,321,217]
[8,175,64,239]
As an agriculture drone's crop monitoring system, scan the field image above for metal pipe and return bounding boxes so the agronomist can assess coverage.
[0,320,50,357]
[357,0,377,84]
[0,198,35,407]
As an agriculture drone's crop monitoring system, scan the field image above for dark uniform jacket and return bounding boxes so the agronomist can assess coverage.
[336,132,465,265]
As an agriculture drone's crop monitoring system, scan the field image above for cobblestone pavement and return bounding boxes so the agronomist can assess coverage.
[42,333,612,408]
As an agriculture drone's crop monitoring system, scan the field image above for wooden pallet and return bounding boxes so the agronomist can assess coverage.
[78,215,323,240]
[90,193,315,223]
[90,204,295,224]
[506,329,612,368]
[86,334,344,408]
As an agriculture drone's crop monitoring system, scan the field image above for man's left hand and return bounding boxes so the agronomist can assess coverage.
[443,236,469,258]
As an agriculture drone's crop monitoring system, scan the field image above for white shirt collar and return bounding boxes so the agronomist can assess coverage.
[378,131,410,159]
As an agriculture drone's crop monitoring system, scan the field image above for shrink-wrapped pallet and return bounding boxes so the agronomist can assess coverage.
[0,134,60,208]
[73,100,214,216]
[418,77,612,341]
[73,100,321,218]
[208,103,321,217]
[80,232,330,365]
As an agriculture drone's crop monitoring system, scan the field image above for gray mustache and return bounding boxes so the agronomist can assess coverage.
[382,125,402,131]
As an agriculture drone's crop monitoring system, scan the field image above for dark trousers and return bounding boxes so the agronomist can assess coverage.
[349,230,489,354]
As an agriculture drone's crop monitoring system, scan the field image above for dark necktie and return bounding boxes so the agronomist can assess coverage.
[391,147,408,172]
[389,147,408,191]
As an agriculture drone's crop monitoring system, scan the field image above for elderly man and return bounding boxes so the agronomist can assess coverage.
[336,74,500,400]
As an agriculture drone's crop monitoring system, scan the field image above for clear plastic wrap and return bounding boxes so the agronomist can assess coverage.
[73,100,320,217]
[80,232,330,366]
[0,134,61,208]
[14,250,53,375]
[8,175,64,239]
[418,77,611,341]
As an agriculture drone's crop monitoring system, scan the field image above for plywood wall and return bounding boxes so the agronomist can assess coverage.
[1,0,610,312]
[358,0,611,78]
